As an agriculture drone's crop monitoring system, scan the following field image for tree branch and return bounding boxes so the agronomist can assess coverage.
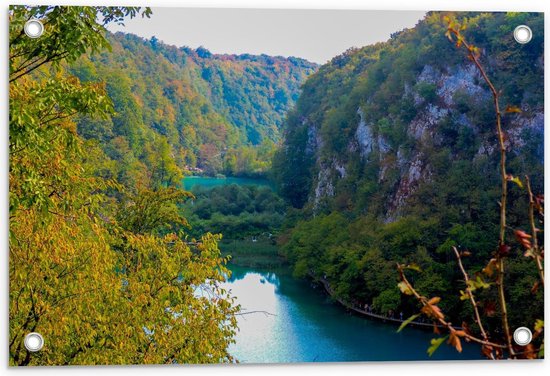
[452,247,495,359]
[525,175,544,285]
[447,26,515,358]
[397,264,506,351]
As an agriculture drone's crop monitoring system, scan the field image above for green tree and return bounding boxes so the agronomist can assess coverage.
[9,6,238,366]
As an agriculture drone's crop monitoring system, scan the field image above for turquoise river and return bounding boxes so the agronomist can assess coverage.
[223,265,481,363]
[185,176,482,363]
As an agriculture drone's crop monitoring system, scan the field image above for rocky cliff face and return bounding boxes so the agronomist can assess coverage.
[306,62,543,220]
[276,12,544,221]
[274,12,544,341]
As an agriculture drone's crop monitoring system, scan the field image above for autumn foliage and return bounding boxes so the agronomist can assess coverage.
[9,6,239,365]
[397,16,544,360]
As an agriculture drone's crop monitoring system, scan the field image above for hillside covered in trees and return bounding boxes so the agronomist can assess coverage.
[10,5,544,364]
[70,32,316,180]
[273,11,544,351]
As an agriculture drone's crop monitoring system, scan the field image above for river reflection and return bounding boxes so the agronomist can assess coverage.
[223,265,483,363]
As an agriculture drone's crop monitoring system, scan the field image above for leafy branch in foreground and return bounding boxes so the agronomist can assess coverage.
[9,6,151,82]
[9,6,239,365]
[397,16,544,360]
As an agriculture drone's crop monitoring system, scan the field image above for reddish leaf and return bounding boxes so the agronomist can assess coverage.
[531,281,540,294]
[515,229,531,239]
[514,230,532,250]
[483,301,497,317]
[421,303,444,321]
[428,297,441,305]
[448,331,463,353]
[535,194,544,212]
[498,244,511,257]
[431,305,444,320]
[481,345,494,359]
[461,321,472,337]
[520,344,537,359]
[483,258,497,276]
[454,330,467,337]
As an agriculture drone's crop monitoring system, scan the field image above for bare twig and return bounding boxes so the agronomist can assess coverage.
[447,24,515,358]
[397,264,506,350]
[235,310,276,317]
[452,247,495,359]
[525,175,544,285]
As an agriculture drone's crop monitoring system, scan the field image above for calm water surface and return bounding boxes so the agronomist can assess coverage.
[190,176,482,363]
[223,265,483,363]
[183,176,274,190]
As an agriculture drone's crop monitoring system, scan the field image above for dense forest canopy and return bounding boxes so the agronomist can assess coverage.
[184,184,286,240]
[9,5,544,364]
[273,11,544,355]
[9,6,247,365]
[71,32,316,179]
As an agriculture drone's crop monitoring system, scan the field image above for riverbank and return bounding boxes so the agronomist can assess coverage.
[225,264,482,362]
[221,238,286,268]
[316,276,459,331]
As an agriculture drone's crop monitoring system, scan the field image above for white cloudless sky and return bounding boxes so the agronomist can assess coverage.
[107,8,426,64]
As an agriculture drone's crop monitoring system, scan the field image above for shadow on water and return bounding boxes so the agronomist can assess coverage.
[224,264,483,364]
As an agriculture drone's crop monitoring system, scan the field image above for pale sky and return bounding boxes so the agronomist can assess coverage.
[107,8,426,64]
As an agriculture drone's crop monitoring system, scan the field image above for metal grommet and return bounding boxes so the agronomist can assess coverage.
[24,332,44,352]
[514,25,532,44]
[24,19,44,39]
[513,327,532,346]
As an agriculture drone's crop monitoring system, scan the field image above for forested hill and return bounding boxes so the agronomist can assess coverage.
[274,12,543,330]
[70,32,316,179]
[274,12,543,216]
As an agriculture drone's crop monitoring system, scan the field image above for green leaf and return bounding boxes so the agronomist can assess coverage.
[505,105,522,114]
[427,336,449,357]
[397,313,420,333]
[476,276,491,289]
[467,276,491,290]
[506,174,524,189]
[511,176,524,189]
[398,281,413,296]
[404,263,422,272]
